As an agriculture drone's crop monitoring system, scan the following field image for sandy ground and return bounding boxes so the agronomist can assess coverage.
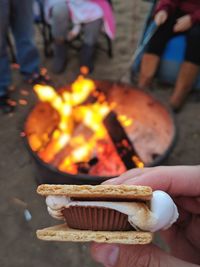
[0,1,200,266]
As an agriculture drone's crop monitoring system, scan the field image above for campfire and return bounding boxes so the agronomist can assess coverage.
[24,73,176,183]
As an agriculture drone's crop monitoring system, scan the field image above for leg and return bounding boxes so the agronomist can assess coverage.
[51,1,69,73]
[139,13,179,89]
[0,0,15,113]
[138,54,160,89]
[170,24,200,110]
[0,0,11,97]
[81,18,103,72]
[10,0,40,78]
[83,18,102,46]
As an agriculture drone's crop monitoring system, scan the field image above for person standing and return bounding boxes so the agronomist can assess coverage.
[0,0,49,114]
[44,0,115,74]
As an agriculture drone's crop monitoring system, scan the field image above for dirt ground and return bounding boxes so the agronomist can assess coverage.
[0,1,200,267]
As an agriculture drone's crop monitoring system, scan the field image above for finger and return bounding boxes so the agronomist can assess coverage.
[160,224,177,245]
[176,205,192,224]
[176,17,184,23]
[155,15,166,26]
[161,221,200,264]
[173,21,182,32]
[155,16,162,26]
[173,19,190,32]
[174,25,185,32]
[121,165,200,197]
[91,243,157,267]
[176,15,188,24]
[175,197,200,214]
[90,242,191,267]
[161,15,167,24]
[186,215,200,251]
[103,168,151,185]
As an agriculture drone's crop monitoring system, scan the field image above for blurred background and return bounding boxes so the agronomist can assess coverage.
[0,0,200,266]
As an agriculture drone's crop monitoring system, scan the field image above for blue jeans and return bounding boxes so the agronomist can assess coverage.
[0,0,40,96]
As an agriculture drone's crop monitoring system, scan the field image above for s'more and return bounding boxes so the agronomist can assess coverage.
[36,184,179,244]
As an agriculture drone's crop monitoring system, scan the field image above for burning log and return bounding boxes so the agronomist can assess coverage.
[50,124,94,168]
[103,111,143,169]
[31,74,143,177]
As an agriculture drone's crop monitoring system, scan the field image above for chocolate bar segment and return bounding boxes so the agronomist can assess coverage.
[62,206,133,231]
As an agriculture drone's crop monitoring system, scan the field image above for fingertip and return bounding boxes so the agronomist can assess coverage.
[90,243,119,267]
[122,178,140,185]
[90,242,106,262]
[90,242,105,255]
[102,177,120,185]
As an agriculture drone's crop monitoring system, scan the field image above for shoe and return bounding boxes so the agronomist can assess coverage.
[27,68,52,86]
[0,94,15,114]
[80,44,95,73]
[52,41,68,74]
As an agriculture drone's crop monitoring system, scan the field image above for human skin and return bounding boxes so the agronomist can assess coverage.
[91,166,200,267]
[154,10,168,26]
[154,10,192,32]
[173,15,192,32]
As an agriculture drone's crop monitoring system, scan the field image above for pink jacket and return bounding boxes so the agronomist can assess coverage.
[91,0,116,39]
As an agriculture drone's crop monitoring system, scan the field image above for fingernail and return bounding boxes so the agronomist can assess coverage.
[92,244,119,267]
[102,177,119,185]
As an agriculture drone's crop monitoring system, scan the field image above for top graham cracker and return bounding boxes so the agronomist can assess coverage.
[37,184,152,200]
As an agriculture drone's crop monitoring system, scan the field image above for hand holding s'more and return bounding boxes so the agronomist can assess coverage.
[91,166,200,267]
[38,165,200,245]
[37,182,178,245]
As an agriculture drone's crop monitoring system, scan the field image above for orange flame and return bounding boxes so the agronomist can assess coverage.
[33,74,143,172]
[33,75,110,166]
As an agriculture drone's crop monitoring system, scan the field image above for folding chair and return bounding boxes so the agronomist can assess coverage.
[131,0,200,89]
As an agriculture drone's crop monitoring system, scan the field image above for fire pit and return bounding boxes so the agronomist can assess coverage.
[24,77,176,185]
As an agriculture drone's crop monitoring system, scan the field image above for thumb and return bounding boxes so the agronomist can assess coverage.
[90,243,193,267]
[91,243,161,267]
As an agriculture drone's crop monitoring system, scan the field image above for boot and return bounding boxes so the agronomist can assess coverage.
[80,44,95,73]
[170,62,200,111]
[138,53,160,89]
[52,40,67,74]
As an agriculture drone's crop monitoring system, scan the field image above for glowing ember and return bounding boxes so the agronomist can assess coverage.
[30,73,144,176]
[7,99,17,106]
[18,99,28,106]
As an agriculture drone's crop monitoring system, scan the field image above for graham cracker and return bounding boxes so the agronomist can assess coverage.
[36,224,153,244]
[37,184,152,200]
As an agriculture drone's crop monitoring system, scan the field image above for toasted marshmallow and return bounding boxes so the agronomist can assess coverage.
[150,190,179,232]
[47,207,63,220]
[46,195,70,210]
[45,190,179,232]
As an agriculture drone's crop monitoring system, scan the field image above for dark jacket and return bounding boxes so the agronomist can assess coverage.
[155,0,200,24]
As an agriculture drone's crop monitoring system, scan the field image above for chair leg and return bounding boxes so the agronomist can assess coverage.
[38,1,53,57]
[106,35,113,58]
[44,24,53,57]
[6,34,17,64]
